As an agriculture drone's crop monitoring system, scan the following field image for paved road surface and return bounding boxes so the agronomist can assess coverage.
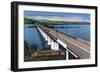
[37,25,90,59]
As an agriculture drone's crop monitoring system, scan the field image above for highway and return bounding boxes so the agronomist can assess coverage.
[37,24,90,59]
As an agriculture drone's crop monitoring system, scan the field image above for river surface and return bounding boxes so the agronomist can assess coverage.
[52,24,90,41]
[24,23,90,51]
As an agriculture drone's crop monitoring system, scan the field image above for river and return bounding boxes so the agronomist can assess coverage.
[24,23,90,51]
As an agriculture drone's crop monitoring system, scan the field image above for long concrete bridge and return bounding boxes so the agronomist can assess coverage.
[36,24,90,59]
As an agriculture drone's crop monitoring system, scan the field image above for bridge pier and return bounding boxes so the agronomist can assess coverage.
[47,36,51,45]
[37,26,59,50]
[51,41,59,50]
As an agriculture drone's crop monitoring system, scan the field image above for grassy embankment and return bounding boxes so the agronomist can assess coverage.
[24,18,36,24]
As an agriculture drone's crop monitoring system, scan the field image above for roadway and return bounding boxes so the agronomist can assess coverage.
[37,24,90,59]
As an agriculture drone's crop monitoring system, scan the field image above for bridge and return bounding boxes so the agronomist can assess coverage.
[35,24,90,59]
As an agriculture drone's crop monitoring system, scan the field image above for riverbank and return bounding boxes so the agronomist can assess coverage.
[24,50,66,62]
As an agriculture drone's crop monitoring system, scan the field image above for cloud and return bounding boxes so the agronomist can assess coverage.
[25,16,89,22]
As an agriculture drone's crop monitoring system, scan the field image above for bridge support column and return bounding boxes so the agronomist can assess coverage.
[41,30,45,38]
[66,49,69,60]
[47,36,51,45]
[37,27,59,50]
[51,41,59,50]
[54,42,59,50]
[44,33,47,40]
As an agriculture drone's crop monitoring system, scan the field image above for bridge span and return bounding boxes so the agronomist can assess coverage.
[36,24,90,59]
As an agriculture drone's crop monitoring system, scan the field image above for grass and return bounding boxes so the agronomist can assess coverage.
[24,18,36,24]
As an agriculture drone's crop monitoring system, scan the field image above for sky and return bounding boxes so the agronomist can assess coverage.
[24,11,90,22]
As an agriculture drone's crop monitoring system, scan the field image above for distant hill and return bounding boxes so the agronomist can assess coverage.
[45,20,90,25]
[46,17,90,25]
[24,18,37,24]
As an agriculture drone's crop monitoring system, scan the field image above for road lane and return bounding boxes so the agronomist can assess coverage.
[37,25,90,59]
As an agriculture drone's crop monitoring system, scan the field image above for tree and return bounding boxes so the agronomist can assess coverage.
[24,41,30,57]
[24,41,29,51]
[24,18,39,24]
[30,44,37,51]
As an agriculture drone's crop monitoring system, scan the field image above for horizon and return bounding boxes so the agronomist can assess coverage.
[24,11,90,22]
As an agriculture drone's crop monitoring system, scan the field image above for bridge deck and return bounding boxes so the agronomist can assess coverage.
[37,25,90,59]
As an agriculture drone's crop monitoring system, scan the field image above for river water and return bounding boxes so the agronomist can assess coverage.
[24,23,90,51]
[52,24,90,41]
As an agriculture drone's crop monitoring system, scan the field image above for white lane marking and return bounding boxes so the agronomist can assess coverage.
[47,27,90,53]
[38,26,90,55]
[58,34,90,53]
[66,47,79,58]
[57,39,78,58]
[46,27,90,54]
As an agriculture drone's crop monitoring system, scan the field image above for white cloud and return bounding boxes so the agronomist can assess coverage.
[25,16,89,22]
